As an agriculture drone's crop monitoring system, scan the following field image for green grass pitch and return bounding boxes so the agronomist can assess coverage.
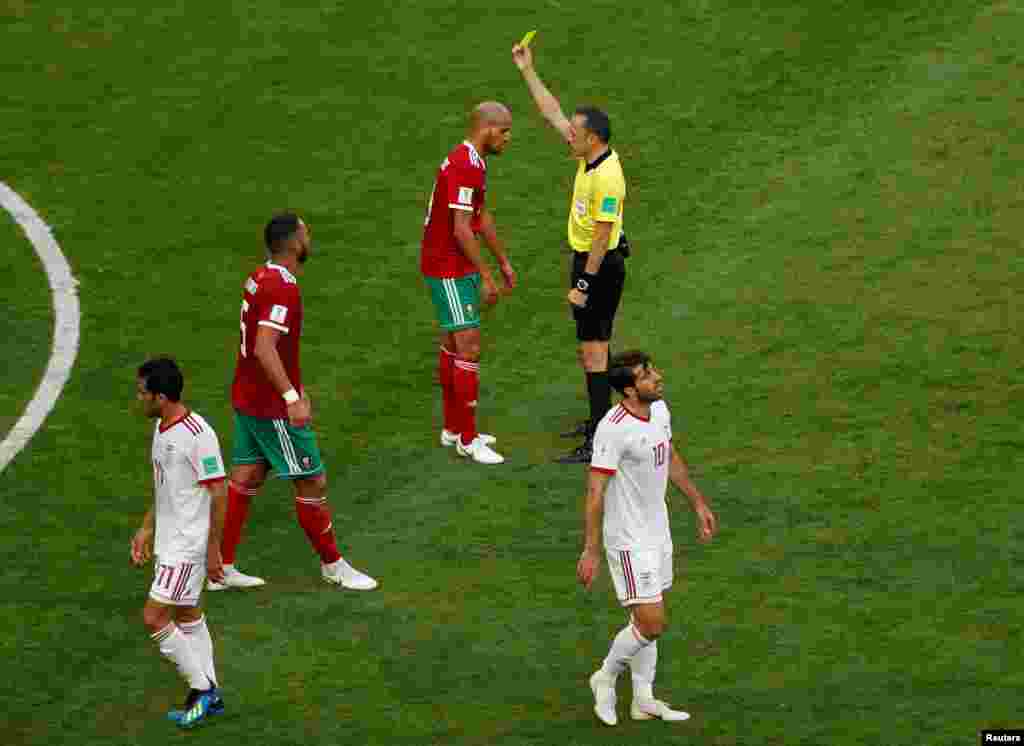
[1,1,1022,744]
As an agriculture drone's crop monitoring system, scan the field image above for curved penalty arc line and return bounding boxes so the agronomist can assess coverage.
[0,182,80,474]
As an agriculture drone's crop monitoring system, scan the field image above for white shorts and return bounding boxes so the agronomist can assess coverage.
[150,558,205,606]
[606,545,673,607]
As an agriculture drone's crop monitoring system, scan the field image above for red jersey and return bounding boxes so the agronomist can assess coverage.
[231,262,303,420]
[421,141,487,278]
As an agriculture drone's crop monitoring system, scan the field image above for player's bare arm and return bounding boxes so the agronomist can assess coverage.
[131,506,155,566]
[453,209,499,305]
[253,325,311,427]
[578,469,610,587]
[568,221,614,308]
[479,208,517,291]
[206,479,228,584]
[512,44,574,144]
[669,445,717,542]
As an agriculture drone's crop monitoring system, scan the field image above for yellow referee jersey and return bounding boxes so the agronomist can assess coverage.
[568,149,625,252]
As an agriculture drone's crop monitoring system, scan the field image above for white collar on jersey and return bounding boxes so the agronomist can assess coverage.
[265,261,297,285]
[462,140,486,169]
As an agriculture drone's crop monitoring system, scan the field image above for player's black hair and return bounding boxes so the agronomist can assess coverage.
[574,106,611,144]
[608,350,651,395]
[264,212,301,254]
[138,357,184,402]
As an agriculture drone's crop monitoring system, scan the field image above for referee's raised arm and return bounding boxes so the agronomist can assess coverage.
[512,43,574,145]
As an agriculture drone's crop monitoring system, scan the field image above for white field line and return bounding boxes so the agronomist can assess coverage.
[0,182,80,474]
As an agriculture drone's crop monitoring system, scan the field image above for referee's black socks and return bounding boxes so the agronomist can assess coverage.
[586,371,612,441]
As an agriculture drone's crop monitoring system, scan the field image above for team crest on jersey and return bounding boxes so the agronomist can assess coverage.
[301,456,312,469]
[465,303,474,315]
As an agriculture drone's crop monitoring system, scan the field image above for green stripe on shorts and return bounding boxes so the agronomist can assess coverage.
[425,273,481,331]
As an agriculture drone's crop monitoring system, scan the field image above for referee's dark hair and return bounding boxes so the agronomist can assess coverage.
[574,106,611,144]
[138,357,184,402]
[264,212,302,254]
[608,350,651,394]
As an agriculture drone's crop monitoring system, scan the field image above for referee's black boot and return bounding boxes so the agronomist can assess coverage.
[554,438,593,464]
[560,419,591,438]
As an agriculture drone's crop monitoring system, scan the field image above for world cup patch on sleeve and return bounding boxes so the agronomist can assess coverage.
[600,196,618,214]
[202,456,220,475]
[458,187,474,205]
[270,304,288,324]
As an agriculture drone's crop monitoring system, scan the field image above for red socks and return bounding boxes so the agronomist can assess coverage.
[224,480,341,566]
[453,358,480,445]
[439,346,458,433]
[294,495,341,565]
[221,481,255,565]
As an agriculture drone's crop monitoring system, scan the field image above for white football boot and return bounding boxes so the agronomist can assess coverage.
[206,565,266,591]
[455,435,505,464]
[440,430,496,447]
[322,557,378,590]
[630,698,691,722]
[589,670,618,726]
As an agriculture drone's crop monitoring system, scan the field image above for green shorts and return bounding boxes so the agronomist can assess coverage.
[232,410,325,479]
[425,273,481,332]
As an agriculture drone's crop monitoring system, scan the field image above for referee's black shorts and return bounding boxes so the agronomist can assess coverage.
[569,247,626,342]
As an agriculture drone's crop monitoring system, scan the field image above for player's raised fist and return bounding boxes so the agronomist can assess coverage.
[512,43,533,70]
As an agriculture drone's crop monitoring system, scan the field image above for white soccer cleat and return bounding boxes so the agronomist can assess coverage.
[441,430,496,447]
[455,435,505,464]
[589,670,618,726]
[322,557,378,591]
[630,698,691,722]
[206,565,266,591]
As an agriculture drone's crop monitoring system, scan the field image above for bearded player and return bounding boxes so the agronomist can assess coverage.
[422,102,517,465]
[131,357,225,728]
[212,213,377,591]
[577,351,717,726]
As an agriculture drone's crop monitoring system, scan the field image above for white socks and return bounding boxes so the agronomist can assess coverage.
[630,639,657,701]
[151,622,211,690]
[600,623,652,679]
[180,615,219,688]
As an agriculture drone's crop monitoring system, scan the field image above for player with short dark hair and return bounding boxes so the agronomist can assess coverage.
[512,44,629,463]
[422,102,517,464]
[574,106,611,143]
[215,213,377,592]
[577,351,717,726]
[132,357,226,728]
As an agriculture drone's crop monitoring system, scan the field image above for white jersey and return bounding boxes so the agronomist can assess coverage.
[151,411,226,562]
[590,400,673,551]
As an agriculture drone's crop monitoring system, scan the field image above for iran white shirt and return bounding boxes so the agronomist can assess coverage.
[151,411,226,562]
[590,400,673,551]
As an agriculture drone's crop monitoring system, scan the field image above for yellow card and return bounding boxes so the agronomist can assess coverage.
[519,30,537,48]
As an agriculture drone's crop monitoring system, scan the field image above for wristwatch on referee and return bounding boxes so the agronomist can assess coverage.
[576,272,598,294]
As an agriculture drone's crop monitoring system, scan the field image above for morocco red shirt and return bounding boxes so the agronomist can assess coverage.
[420,141,486,278]
[231,262,303,420]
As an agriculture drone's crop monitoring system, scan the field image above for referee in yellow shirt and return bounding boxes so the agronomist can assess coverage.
[513,42,628,463]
